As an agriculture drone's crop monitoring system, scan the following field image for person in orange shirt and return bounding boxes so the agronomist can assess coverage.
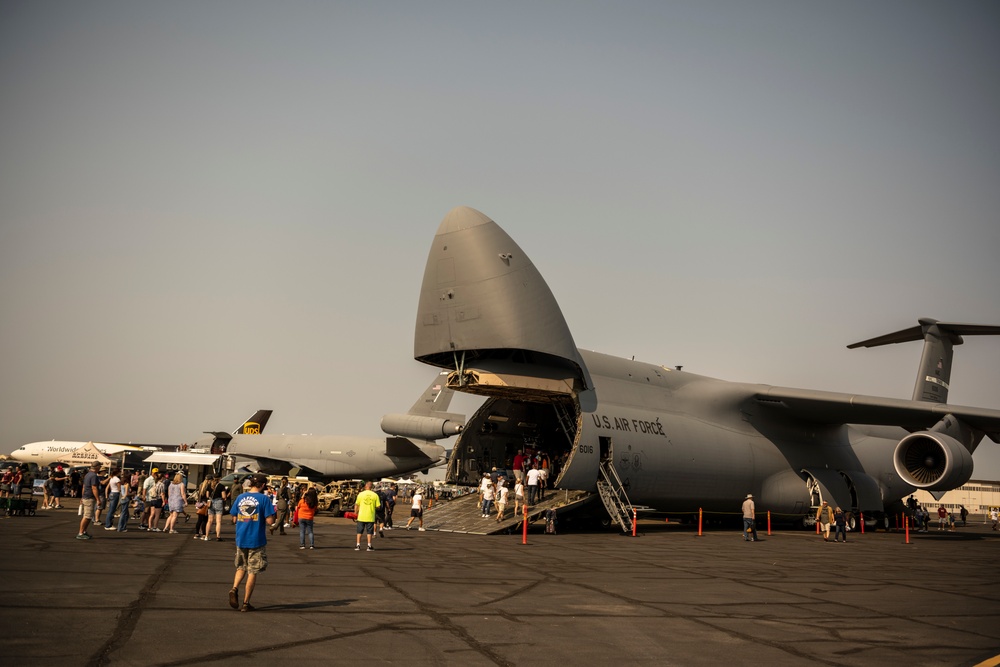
[296,487,318,550]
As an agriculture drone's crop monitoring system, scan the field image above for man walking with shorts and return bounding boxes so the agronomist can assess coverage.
[228,474,275,612]
[405,486,425,531]
[76,462,103,540]
[354,481,381,551]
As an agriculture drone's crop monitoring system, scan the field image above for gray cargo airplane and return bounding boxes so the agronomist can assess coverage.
[191,373,463,480]
[412,206,1000,527]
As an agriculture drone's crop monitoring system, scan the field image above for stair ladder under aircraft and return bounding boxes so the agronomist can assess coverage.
[596,457,634,533]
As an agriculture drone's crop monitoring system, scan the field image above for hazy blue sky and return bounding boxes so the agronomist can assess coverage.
[2,2,998,476]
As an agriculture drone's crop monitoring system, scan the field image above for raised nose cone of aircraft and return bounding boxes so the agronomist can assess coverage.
[436,206,493,236]
[415,206,593,394]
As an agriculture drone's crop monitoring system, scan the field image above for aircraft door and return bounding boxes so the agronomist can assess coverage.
[801,468,852,511]
[554,408,599,493]
[599,436,612,463]
[838,470,884,514]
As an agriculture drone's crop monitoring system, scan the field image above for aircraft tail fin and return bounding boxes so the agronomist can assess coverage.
[407,371,457,417]
[233,410,272,435]
[847,318,1000,404]
[413,206,593,402]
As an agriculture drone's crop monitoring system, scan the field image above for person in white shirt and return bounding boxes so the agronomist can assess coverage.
[103,469,122,530]
[405,489,425,531]
[481,481,495,518]
[514,480,525,516]
[526,464,541,505]
[478,473,492,504]
[495,478,509,522]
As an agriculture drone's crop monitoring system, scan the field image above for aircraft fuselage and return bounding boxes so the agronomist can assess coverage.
[222,434,445,481]
[448,350,913,516]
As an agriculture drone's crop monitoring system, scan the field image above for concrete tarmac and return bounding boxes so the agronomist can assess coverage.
[2,501,999,667]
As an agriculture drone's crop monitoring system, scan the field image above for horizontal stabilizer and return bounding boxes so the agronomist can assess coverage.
[848,319,1000,348]
[385,437,424,458]
[847,318,1000,404]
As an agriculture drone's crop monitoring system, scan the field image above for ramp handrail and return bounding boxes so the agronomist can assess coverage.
[597,458,634,533]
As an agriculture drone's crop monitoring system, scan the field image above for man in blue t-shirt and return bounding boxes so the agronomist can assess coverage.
[76,462,103,540]
[228,474,275,612]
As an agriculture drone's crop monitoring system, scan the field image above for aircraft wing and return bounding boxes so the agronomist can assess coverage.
[754,386,1000,442]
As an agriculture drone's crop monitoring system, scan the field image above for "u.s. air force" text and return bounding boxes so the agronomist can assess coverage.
[591,414,666,437]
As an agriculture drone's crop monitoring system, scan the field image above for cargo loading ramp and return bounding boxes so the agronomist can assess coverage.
[421,489,594,535]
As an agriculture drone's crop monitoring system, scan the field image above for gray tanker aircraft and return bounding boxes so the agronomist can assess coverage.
[190,373,463,481]
[412,206,1000,527]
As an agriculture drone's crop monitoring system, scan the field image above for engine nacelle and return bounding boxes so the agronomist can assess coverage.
[379,414,464,441]
[893,431,973,491]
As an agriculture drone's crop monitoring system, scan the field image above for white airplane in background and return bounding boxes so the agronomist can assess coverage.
[10,440,148,467]
[9,410,272,467]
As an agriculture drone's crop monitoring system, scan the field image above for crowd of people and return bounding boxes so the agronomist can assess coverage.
[472,448,557,522]
[905,495,968,533]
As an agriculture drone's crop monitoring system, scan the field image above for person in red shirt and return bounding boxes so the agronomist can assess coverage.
[512,450,525,486]
[937,505,950,531]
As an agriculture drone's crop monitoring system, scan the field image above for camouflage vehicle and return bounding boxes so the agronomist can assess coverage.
[317,480,364,515]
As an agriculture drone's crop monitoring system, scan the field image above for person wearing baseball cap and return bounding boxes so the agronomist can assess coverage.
[741,493,757,542]
[228,473,275,612]
[50,465,68,509]
[76,462,103,540]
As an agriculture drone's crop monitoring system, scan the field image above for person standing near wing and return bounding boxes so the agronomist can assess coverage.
[816,501,834,542]
[741,494,757,542]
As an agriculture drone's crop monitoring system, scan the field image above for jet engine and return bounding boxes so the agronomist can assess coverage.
[893,431,973,491]
[379,414,463,441]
